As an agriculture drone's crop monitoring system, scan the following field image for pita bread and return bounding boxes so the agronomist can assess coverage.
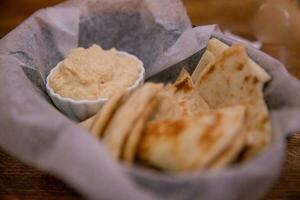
[90,91,125,138]
[152,69,209,121]
[172,68,195,94]
[172,69,210,114]
[191,50,216,83]
[122,99,157,163]
[137,106,245,172]
[79,115,96,130]
[208,128,246,170]
[195,44,271,157]
[206,38,228,58]
[150,89,183,121]
[102,83,163,160]
[206,38,270,82]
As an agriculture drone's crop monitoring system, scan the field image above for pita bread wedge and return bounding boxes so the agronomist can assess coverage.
[90,91,126,138]
[79,115,96,130]
[102,83,163,160]
[195,44,272,157]
[152,69,209,122]
[172,69,210,114]
[172,68,195,93]
[150,89,183,121]
[207,38,228,58]
[207,38,270,82]
[137,106,245,172]
[122,99,157,163]
[208,128,246,170]
[191,50,216,83]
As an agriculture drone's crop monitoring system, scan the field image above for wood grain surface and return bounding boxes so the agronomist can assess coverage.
[0,0,300,199]
[0,148,81,200]
[265,134,300,200]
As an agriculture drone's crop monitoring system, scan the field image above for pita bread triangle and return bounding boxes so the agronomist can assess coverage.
[122,98,158,163]
[152,69,209,122]
[195,41,271,157]
[90,91,126,138]
[102,83,163,160]
[137,105,245,172]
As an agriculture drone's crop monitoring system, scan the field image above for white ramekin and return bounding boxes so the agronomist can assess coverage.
[46,51,145,121]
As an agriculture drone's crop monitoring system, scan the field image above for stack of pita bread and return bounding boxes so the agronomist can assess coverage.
[79,38,271,172]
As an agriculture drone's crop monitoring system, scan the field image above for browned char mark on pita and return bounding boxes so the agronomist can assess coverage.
[173,76,194,93]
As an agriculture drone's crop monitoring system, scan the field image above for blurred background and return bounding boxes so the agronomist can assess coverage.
[0,0,299,78]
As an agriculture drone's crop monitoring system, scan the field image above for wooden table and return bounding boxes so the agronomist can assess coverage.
[0,0,300,199]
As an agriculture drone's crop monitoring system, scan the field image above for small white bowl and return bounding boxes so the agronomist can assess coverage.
[46,51,145,121]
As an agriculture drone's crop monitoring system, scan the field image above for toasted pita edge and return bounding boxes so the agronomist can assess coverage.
[79,115,96,130]
[90,91,126,138]
[192,50,216,83]
[208,128,246,171]
[122,98,157,163]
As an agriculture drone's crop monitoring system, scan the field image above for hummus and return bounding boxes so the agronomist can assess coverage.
[48,45,141,100]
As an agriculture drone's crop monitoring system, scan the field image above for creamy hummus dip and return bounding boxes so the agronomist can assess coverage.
[48,45,141,100]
